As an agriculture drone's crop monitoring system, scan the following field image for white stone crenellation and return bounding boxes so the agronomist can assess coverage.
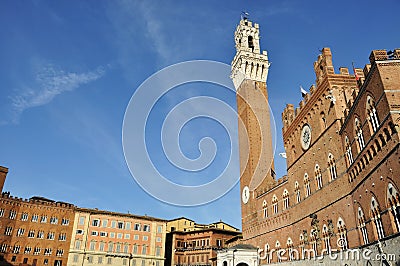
[231,19,270,89]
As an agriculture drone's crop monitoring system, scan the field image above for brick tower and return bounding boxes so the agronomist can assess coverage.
[231,18,275,236]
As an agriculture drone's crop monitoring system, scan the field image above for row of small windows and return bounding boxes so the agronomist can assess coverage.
[177,254,210,264]
[176,238,221,249]
[73,255,159,266]
[82,217,161,233]
[74,240,162,256]
[75,229,161,242]
[261,156,338,218]
[0,210,69,225]
[3,227,67,241]
[0,244,64,257]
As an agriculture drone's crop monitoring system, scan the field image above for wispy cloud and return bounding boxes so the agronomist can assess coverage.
[137,2,173,62]
[8,64,106,124]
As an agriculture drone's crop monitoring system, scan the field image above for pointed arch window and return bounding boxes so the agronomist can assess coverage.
[367,96,379,133]
[272,195,278,214]
[322,224,331,254]
[283,189,289,210]
[337,218,348,250]
[320,111,326,130]
[275,241,281,262]
[328,153,337,180]
[265,243,271,263]
[304,173,311,197]
[262,200,268,218]
[310,229,318,257]
[345,136,354,165]
[286,237,294,261]
[387,184,400,232]
[299,233,305,259]
[315,164,323,189]
[355,118,365,151]
[371,197,385,239]
[357,207,369,245]
[295,182,301,203]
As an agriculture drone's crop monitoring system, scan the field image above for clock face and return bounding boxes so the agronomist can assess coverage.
[301,124,312,150]
[242,186,250,204]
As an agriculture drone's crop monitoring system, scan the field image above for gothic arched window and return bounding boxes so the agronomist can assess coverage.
[283,189,289,210]
[371,197,385,239]
[295,182,301,203]
[272,195,278,214]
[286,237,294,261]
[328,153,338,180]
[322,224,331,254]
[262,200,268,219]
[337,217,348,250]
[304,173,311,197]
[355,118,365,151]
[315,164,323,189]
[358,207,369,245]
[387,183,400,232]
[345,136,354,165]
[367,96,379,133]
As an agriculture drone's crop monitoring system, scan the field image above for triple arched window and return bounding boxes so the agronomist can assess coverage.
[315,164,323,189]
[283,189,289,210]
[387,183,400,232]
[345,136,354,165]
[275,241,281,262]
[357,207,369,245]
[337,217,348,250]
[322,224,331,254]
[371,197,385,239]
[355,118,365,150]
[367,96,379,133]
[295,182,301,203]
[328,153,337,180]
[286,237,294,261]
[262,200,268,219]
[304,173,311,197]
[272,195,278,214]
[310,229,318,256]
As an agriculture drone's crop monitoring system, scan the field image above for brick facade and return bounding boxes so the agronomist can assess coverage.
[233,18,400,264]
[165,218,240,266]
[0,193,75,266]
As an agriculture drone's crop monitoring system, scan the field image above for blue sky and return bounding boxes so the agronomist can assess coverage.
[0,0,399,229]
